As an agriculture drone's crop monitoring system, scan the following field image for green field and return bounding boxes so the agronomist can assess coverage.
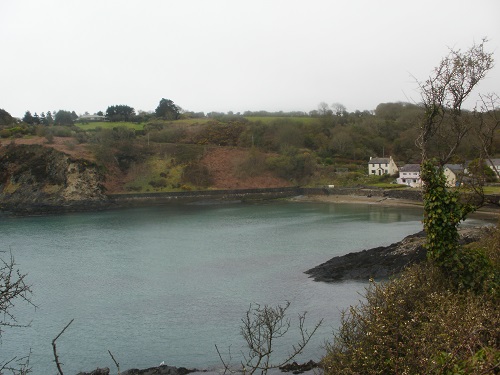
[243,116,318,124]
[75,122,145,131]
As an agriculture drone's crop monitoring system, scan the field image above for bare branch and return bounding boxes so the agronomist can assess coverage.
[217,302,322,375]
[52,319,74,375]
[108,350,121,375]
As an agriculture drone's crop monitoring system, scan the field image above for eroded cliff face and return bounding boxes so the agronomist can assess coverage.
[0,144,107,212]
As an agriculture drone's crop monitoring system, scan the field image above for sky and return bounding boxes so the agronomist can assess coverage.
[1,0,499,118]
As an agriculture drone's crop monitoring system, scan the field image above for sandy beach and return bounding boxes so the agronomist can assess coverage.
[290,194,424,208]
[291,194,500,222]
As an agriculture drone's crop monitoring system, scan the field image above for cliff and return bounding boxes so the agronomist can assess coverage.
[0,144,108,213]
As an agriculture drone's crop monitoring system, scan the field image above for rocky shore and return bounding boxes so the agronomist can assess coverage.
[77,360,320,375]
[305,226,491,282]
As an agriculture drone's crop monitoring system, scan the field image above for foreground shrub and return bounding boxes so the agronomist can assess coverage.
[323,260,500,375]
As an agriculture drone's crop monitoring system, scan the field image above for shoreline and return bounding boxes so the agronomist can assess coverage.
[289,193,424,208]
[290,194,499,222]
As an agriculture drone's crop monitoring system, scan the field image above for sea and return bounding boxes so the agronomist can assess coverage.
[0,200,433,374]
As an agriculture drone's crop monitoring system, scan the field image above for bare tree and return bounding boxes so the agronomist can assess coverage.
[474,93,500,179]
[415,40,497,266]
[416,38,494,165]
[0,250,35,374]
[217,302,322,375]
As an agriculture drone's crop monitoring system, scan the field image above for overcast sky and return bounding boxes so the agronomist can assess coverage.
[1,0,499,118]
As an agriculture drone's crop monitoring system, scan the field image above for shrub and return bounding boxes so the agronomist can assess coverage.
[148,179,168,188]
[181,162,212,188]
[323,258,500,375]
[235,149,268,178]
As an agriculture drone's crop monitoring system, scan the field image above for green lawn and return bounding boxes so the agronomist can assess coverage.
[75,122,145,131]
[483,185,500,194]
[244,116,318,124]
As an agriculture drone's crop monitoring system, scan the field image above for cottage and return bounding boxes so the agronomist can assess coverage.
[75,114,107,122]
[486,159,500,179]
[368,156,398,176]
[396,164,422,187]
[443,164,465,187]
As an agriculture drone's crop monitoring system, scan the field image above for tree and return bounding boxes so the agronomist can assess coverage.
[22,110,34,125]
[46,111,54,125]
[416,39,494,164]
[33,112,40,125]
[106,105,136,122]
[0,252,34,373]
[217,302,321,375]
[331,102,347,117]
[54,110,75,126]
[155,98,180,120]
[317,102,332,117]
[0,108,14,125]
[416,39,495,266]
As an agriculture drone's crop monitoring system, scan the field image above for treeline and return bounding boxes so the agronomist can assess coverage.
[2,100,499,170]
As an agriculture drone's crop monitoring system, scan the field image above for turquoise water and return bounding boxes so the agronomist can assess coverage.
[0,201,425,374]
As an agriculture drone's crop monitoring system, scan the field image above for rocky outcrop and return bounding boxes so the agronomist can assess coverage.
[0,144,108,213]
[305,227,489,282]
[76,365,198,375]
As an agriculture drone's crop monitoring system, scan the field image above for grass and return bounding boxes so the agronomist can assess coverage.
[244,116,319,125]
[75,122,145,131]
[122,156,185,193]
[483,185,500,194]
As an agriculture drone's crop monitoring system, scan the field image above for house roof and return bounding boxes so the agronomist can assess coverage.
[400,164,420,172]
[444,164,465,172]
[486,159,500,167]
[369,157,391,164]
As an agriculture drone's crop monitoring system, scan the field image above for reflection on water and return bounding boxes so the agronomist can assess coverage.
[0,202,425,374]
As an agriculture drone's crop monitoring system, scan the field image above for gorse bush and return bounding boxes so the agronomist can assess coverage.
[323,257,500,375]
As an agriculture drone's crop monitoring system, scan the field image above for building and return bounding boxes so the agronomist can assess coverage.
[486,159,500,179]
[443,164,465,187]
[368,156,398,176]
[396,164,422,187]
[75,114,107,122]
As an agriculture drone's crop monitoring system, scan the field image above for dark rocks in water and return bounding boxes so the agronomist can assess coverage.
[279,360,319,374]
[305,227,488,282]
[76,368,110,375]
[77,365,199,375]
[120,365,198,375]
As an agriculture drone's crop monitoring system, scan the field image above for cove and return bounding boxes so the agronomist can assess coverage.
[0,201,426,374]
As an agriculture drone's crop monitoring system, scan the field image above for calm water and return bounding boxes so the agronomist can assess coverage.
[0,201,427,374]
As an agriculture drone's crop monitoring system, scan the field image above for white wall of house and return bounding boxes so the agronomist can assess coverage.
[368,156,398,176]
[443,167,457,187]
[396,165,422,187]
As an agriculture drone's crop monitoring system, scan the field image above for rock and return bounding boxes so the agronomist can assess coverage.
[279,360,319,373]
[0,144,108,213]
[305,227,489,281]
[121,365,199,375]
[76,368,110,375]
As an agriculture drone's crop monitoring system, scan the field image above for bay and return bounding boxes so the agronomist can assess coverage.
[0,201,427,374]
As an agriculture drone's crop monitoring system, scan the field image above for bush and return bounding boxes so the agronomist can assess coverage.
[323,258,500,375]
[181,162,213,188]
[148,126,186,143]
[324,220,500,374]
[235,149,268,178]
[148,179,168,188]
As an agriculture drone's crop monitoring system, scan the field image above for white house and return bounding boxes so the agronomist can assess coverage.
[486,159,500,179]
[396,164,422,187]
[368,156,398,176]
[75,114,107,122]
[443,164,465,187]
